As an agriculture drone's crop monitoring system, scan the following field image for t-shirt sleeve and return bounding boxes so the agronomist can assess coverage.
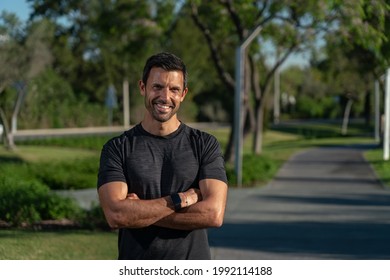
[97,139,127,189]
[199,134,228,184]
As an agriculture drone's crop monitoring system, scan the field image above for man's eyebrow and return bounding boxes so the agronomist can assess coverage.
[170,85,182,90]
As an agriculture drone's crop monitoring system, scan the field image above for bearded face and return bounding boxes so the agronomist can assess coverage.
[140,67,188,123]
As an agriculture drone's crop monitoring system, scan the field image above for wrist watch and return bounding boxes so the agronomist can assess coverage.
[170,193,182,211]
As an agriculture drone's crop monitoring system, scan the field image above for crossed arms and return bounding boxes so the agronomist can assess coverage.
[98,179,228,230]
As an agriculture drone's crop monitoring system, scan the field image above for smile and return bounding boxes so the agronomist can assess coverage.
[156,104,171,109]
[154,102,174,113]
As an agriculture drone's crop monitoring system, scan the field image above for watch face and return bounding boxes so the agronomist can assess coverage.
[171,193,182,211]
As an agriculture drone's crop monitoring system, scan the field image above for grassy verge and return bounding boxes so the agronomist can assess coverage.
[0,230,117,260]
[364,146,390,189]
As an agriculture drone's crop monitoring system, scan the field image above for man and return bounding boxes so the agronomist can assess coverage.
[97,52,228,260]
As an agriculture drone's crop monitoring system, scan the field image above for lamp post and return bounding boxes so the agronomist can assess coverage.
[374,80,380,143]
[384,68,390,160]
[123,79,130,128]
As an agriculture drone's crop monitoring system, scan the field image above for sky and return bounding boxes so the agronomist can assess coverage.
[0,0,30,21]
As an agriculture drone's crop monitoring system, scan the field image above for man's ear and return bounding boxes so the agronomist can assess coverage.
[138,80,146,96]
[180,88,189,101]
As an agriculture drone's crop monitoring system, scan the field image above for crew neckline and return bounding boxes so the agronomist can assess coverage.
[137,122,185,139]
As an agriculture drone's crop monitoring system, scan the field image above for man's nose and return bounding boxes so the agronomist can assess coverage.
[159,87,170,100]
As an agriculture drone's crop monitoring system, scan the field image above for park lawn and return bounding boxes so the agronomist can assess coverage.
[0,145,99,162]
[0,230,117,260]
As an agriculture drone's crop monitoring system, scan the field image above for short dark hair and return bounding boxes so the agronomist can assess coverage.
[142,52,188,88]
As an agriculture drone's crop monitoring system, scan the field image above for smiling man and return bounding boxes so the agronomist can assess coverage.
[97,52,228,260]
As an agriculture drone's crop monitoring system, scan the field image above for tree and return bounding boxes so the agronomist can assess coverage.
[91,0,178,124]
[189,0,339,161]
[188,0,390,161]
[0,13,52,149]
[28,0,180,125]
[310,0,390,132]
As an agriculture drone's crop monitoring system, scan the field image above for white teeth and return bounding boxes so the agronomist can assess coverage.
[156,104,171,109]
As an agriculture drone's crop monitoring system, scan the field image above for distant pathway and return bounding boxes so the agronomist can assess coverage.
[209,145,390,259]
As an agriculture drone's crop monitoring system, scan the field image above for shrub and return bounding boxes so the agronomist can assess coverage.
[226,154,280,187]
[16,135,115,150]
[0,162,35,182]
[80,204,110,230]
[295,95,340,119]
[0,176,81,226]
[29,157,99,190]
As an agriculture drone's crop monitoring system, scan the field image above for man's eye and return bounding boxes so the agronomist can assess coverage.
[171,88,180,94]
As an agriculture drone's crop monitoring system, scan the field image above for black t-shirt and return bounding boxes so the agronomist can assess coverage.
[97,123,227,259]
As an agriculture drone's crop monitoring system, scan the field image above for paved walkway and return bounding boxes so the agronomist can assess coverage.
[209,145,390,259]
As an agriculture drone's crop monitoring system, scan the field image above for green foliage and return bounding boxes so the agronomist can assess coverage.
[331,0,389,61]
[0,149,107,228]
[29,157,100,190]
[0,162,35,182]
[17,134,115,150]
[295,95,340,119]
[167,14,228,122]
[80,204,110,230]
[19,69,109,129]
[0,148,100,191]
[226,154,280,187]
[0,175,81,226]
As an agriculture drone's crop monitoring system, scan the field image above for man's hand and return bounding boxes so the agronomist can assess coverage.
[180,188,202,208]
[126,193,139,200]
[126,188,203,209]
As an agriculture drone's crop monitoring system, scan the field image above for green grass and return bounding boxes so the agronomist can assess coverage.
[364,146,390,188]
[0,230,117,260]
[0,145,99,162]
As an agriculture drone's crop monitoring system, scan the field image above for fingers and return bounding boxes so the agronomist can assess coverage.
[126,193,140,200]
[182,188,202,206]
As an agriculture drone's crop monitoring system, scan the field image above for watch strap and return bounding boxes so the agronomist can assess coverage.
[170,193,182,211]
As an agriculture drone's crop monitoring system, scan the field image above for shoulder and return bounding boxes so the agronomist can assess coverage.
[181,124,222,157]
[103,125,139,148]
[182,123,218,143]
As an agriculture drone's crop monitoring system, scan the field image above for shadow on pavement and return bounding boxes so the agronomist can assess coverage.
[209,220,390,259]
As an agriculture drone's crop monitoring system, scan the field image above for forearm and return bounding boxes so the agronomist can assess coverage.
[103,195,175,229]
[155,198,225,230]
[154,212,212,230]
[99,183,201,229]
[155,179,228,230]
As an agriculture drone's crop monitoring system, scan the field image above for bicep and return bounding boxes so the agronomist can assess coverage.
[199,178,228,208]
[98,181,128,210]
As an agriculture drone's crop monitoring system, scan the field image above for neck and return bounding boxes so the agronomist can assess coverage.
[141,116,181,136]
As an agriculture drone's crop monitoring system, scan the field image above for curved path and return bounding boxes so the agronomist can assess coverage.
[209,145,390,259]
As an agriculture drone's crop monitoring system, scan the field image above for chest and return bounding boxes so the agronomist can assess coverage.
[124,136,201,198]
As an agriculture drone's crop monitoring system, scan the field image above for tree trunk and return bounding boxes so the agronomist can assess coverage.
[341,99,353,135]
[364,89,371,126]
[0,107,15,150]
[224,122,235,163]
[11,84,27,134]
[253,100,264,154]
